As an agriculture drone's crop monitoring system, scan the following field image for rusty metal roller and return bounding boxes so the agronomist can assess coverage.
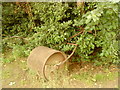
[27,46,67,80]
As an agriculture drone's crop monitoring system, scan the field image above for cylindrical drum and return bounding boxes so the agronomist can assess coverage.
[27,46,67,80]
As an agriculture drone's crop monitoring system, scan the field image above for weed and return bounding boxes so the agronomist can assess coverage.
[71,70,118,87]
[20,79,27,85]
[12,45,26,59]
[2,57,15,64]
[2,71,11,79]
[39,74,70,88]
[72,72,90,81]
[93,73,105,82]
[92,71,118,83]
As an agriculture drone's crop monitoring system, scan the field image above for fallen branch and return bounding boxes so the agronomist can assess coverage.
[67,30,84,40]
[3,36,25,39]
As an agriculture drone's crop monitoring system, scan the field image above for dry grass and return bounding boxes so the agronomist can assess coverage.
[2,57,118,88]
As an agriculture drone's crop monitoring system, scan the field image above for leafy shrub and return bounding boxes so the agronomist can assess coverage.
[2,2,118,65]
[12,45,27,59]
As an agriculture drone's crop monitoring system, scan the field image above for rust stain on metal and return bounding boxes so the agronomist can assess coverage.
[27,46,67,80]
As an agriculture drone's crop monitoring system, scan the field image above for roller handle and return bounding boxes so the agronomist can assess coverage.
[55,43,78,66]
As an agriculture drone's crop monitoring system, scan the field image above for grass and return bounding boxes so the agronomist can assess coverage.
[2,49,15,64]
[71,72,94,86]
[39,77,69,88]
[2,59,118,88]
[2,71,11,79]
[71,70,118,86]
[2,50,118,88]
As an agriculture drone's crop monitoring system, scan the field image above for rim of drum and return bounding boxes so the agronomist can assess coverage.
[43,51,67,80]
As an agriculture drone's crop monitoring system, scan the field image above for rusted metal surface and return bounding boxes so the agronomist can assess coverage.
[27,46,67,80]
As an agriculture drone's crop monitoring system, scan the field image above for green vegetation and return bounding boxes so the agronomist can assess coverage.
[2,2,119,88]
[72,71,118,84]
[2,2,119,66]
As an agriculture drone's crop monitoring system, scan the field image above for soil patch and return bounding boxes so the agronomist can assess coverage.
[2,58,118,88]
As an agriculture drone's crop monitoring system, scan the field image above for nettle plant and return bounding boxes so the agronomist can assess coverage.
[2,2,118,65]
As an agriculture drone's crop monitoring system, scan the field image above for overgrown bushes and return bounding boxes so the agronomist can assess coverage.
[2,2,118,65]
